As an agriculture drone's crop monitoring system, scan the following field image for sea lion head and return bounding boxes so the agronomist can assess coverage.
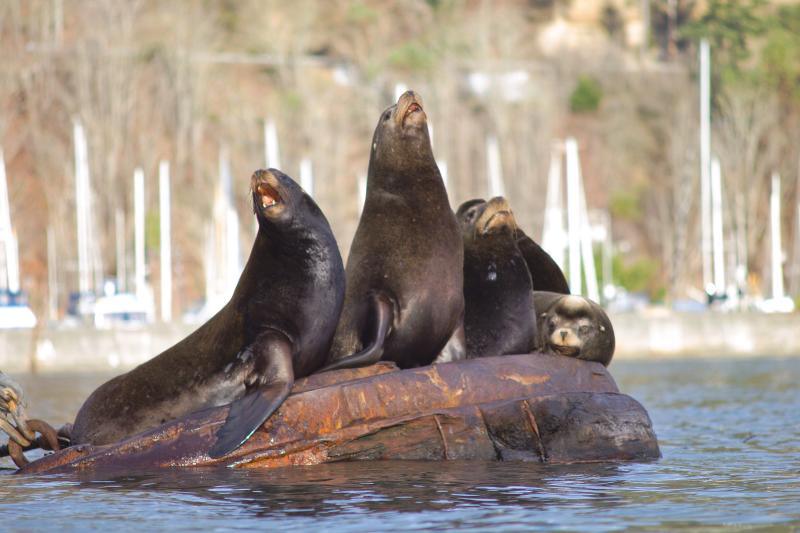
[369,90,433,172]
[541,295,614,366]
[250,168,304,226]
[456,197,518,240]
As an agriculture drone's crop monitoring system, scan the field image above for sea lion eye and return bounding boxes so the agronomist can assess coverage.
[579,325,591,335]
[383,111,391,121]
[548,320,556,333]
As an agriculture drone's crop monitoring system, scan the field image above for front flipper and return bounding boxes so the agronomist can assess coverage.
[208,332,294,459]
[320,292,394,372]
[433,321,466,364]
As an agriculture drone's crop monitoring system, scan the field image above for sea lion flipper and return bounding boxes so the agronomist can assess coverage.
[321,293,393,372]
[208,334,294,458]
[433,322,466,364]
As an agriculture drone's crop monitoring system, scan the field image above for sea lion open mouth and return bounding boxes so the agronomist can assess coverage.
[257,183,282,209]
[396,91,426,127]
[405,102,422,116]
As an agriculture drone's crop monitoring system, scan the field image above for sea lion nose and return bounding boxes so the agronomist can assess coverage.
[560,330,568,341]
[403,90,415,99]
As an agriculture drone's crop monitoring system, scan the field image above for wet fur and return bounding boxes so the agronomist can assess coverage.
[71,170,345,446]
[458,199,537,358]
[533,291,615,366]
[327,92,463,369]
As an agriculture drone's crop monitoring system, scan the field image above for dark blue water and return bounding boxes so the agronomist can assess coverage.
[2,357,799,532]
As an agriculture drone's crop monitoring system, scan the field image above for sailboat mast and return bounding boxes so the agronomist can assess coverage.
[771,173,784,299]
[159,161,172,321]
[700,39,713,293]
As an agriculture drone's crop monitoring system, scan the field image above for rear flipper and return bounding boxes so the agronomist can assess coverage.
[208,332,294,459]
[433,321,466,364]
[320,292,394,372]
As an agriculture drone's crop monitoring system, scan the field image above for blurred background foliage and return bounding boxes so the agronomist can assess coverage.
[1,0,799,317]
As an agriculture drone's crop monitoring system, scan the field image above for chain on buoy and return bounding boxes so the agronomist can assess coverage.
[2,419,62,469]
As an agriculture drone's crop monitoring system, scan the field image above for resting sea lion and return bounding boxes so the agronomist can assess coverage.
[457,197,536,358]
[533,291,614,366]
[71,169,345,458]
[457,199,569,294]
[323,90,465,370]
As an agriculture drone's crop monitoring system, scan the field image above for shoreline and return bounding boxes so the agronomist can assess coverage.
[2,311,799,373]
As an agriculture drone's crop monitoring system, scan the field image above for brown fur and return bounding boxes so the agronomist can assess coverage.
[327,91,463,369]
[71,169,345,445]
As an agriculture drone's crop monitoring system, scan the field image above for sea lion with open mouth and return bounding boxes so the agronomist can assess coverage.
[71,169,345,458]
[322,90,465,371]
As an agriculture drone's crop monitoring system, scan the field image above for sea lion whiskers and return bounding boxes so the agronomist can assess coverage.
[482,210,516,234]
[475,197,517,237]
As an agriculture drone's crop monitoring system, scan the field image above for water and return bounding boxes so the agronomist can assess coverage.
[2,357,799,532]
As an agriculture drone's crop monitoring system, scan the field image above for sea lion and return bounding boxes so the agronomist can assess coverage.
[71,169,345,458]
[457,199,569,294]
[457,197,536,358]
[516,233,570,294]
[533,291,615,366]
[323,90,465,371]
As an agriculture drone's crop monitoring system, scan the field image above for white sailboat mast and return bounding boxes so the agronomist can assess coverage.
[486,135,505,198]
[565,137,582,295]
[73,121,92,294]
[710,158,725,292]
[0,148,15,291]
[771,172,784,299]
[300,157,314,197]
[159,161,172,321]
[541,143,565,271]
[133,168,146,301]
[700,39,713,292]
[264,119,281,170]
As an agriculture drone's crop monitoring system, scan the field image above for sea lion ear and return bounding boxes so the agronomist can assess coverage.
[456,199,486,219]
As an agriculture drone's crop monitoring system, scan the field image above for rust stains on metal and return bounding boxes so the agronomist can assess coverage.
[16,353,659,475]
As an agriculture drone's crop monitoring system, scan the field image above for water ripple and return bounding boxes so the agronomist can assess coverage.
[1,357,799,531]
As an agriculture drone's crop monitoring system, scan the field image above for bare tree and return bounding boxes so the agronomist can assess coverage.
[714,85,784,290]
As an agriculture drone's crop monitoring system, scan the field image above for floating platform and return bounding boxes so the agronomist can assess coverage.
[16,353,659,474]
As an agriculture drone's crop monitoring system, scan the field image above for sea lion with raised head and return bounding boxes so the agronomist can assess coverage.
[322,90,465,371]
[457,198,569,294]
[533,291,615,366]
[71,169,345,458]
[457,197,537,358]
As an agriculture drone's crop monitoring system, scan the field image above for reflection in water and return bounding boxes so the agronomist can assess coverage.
[1,357,800,531]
